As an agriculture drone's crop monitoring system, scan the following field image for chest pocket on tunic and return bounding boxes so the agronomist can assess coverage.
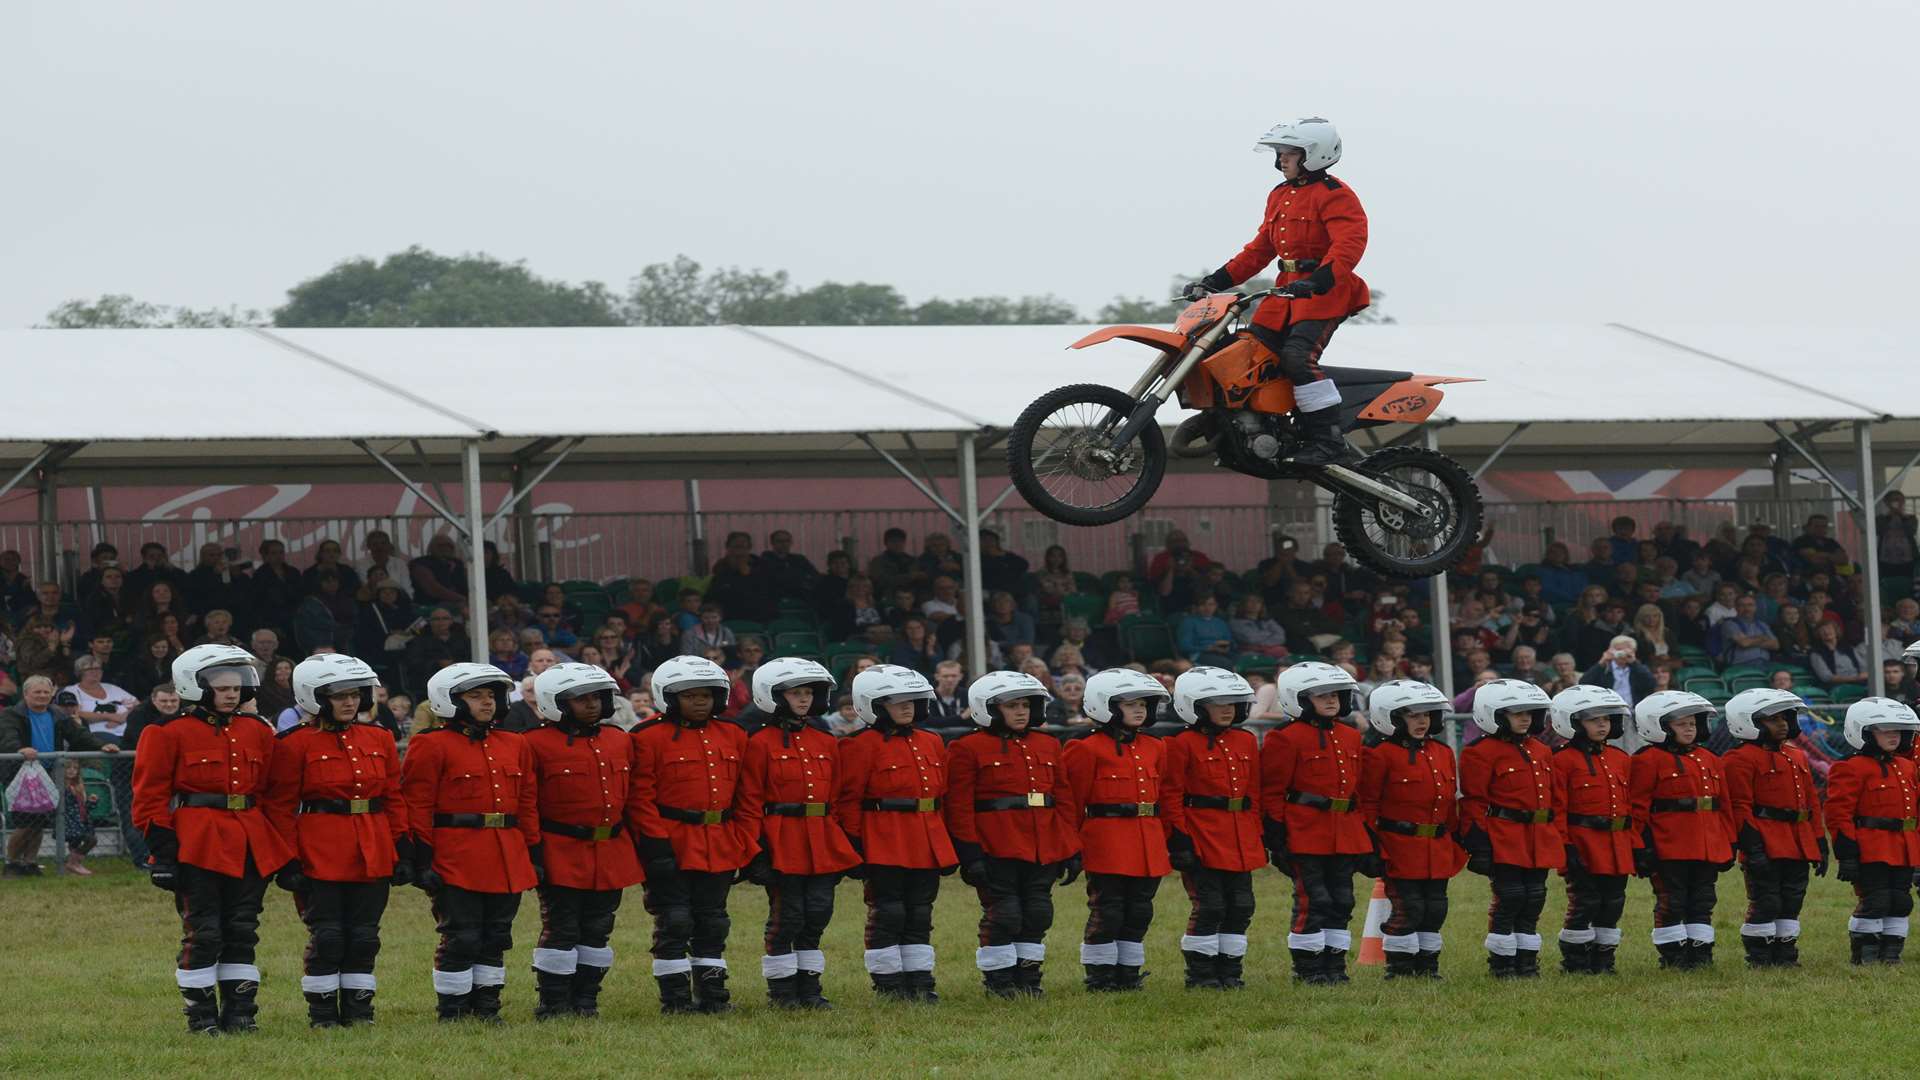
[309,753,355,785]
[186,755,227,784]
[773,753,806,783]
[450,771,489,799]
[496,764,525,799]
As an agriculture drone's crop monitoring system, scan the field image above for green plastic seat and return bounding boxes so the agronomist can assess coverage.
[772,631,823,658]
[1124,622,1178,664]
[722,619,765,637]
[1831,684,1871,704]
[1063,594,1108,625]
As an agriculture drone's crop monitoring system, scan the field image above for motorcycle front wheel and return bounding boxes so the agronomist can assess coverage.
[1006,383,1167,527]
[1331,445,1484,579]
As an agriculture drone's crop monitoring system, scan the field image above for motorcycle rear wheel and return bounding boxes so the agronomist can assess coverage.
[1006,383,1167,527]
[1332,445,1483,579]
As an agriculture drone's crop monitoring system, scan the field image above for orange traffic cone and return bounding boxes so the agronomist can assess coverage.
[1358,877,1390,965]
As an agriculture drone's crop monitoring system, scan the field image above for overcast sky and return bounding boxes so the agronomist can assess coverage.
[6,0,1916,328]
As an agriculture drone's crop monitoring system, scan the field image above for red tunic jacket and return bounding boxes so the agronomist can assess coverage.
[524,724,647,891]
[737,723,860,876]
[629,718,757,873]
[1630,745,1733,863]
[1060,729,1170,878]
[1260,719,1370,856]
[1220,176,1370,327]
[1551,741,1636,877]
[399,727,540,894]
[263,722,405,883]
[132,711,293,879]
[1460,735,1564,870]
[1358,737,1464,880]
[1160,727,1263,873]
[945,729,1080,866]
[1722,742,1825,862]
[1826,752,1920,867]
[833,726,955,870]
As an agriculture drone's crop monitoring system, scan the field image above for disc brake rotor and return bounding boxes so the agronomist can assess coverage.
[1059,433,1135,482]
[1372,482,1449,540]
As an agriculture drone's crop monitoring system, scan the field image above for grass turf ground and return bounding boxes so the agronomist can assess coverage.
[5,861,1906,1079]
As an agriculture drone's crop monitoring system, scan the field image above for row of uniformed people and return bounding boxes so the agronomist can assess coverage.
[129,643,1920,1032]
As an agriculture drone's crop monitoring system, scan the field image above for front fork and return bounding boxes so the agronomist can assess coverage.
[1104,320,1237,453]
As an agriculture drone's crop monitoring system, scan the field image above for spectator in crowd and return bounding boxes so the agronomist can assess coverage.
[498,647,563,733]
[0,674,120,876]
[75,542,118,603]
[193,607,240,648]
[828,575,885,642]
[479,540,516,606]
[616,578,665,634]
[922,575,963,626]
[401,608,469,697]
[681,603,736,656]
[1678,549,1719,600]
[255,656,298,729]
[1313,541,1373,610]
[184,543,249,625]
[984,590,1036,649]
[56,760,98,875]
[1808,621,1868,688]
[0,549,32,616]
[1649,556,1691,600]
[827,693,864,737]
[1508,644,1548,686]
[1604,515,1639,565]
[1506,601,1553,656]
[300,538,362,598]
[1529,542,1584,607]
[1580,635,1655,708]
[1877,492,1918,578]
[1147,529,1212,584]
[130,580,186,642]
[1175,593,1234,666]
[113,635,176,702]
[1019,656,1054,693]
[710,531,774,622]
[533,602,581,650]
[1709,593,1777,667]
[487,592,532,638]
[1247,669,1288,726]
[811,550,854,613]
[1737,534,1789,581]
[1752,573,1789,624]
[1033,545,1076,639]
[24,582,75,638]
[1888,597,1920,647]
[79,565,131,645]
[915,533,966,595]
[1197,563,1240,611]
[928,660,968,727]
[487,627,530,680]
[590,625,636,686]
[293,571,355,655]
[1154,543,1206,614]
[1791,514,1847,574]
[246,627,285,670]
[1574,600,1633,668]
[63,653,139,731]
[407,534,467,610]
[1771,603,1813,666]
[1102,573,1142,625]
[1046,672,1090,728]
[1254,535,1305,606]
[889,616,943,676]
[976,529,1029,601]
[631,615,680,681]
[1058,617,1119,671]
[866,527,917,600]
[352,529,407,587]
[250,538,306,636]
[671,588,703,632]
[1624,602,1671,665]
[355,581,415,673]
[1276,579,1341,653]
[1229,594,1288,659]
[1579,536,1616,586]
[1049,642,1093,681]
[1881,659,1915,708]
[16,616,74,684]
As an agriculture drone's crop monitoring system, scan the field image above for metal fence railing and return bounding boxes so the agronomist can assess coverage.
[2,750,139,871]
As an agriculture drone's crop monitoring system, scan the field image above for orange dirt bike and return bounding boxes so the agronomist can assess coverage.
[1006,287,1484,579]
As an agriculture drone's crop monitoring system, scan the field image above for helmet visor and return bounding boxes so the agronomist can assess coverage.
[1296,680,1350,699]
[1750,701,1800,722]
[449,672,510,697]
[1661,703,1716,724]
[1567,704,1628,725]
[984,686,1045,706]
[1111,688,1168,703]
[875,689,934,707]
[201,663,261,690]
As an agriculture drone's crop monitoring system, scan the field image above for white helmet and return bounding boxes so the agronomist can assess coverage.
[1471,678,1552,736]
[1723,687,1803,742]
[1842,696,1920,751]
[1631,690,1717,747]
[967,670,1052,729]
[1275,661,1358,721]
[1366,679,1450,738]
[1905,640,1920,669]
[535,662,619,725]
[652,655,732,718]
[171,643,261,706]
[292,653,378,717]
[850,664,935,728]
[427,662,515,726]
[1172,666,1256,726]
[1084,668,1169,727]
[1254,117,1342,172]
[751,657,835,717]
[1548,684,1630,742]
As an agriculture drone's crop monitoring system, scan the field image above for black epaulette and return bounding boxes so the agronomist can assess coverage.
[633,716,672,734]
[1320,176,1344,190]
[233,713,274,733]
[275,723,306,740]
[149,712,181,727]
[410,726,457,742]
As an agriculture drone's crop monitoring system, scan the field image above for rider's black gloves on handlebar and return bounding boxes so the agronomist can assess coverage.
[1182,268,1235,300]
[1276,264,1337,299]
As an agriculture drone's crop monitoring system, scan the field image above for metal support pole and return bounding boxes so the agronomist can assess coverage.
[1426,426,1455,698]
[509,460,539,582]
[960,435,989,679]
[37,468,59,585]
[484,437,584,531]
[857,434,965,526]
[1470,423,1531,481]
[0,445,52,504]
[685,479,708,575]
[353,440,469,534]
[1767,422,1862,512]
[1858,422,1885,696]
[462,441,491,663]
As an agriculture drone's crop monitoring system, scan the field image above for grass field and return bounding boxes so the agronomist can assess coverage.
[7,860,1908,1078]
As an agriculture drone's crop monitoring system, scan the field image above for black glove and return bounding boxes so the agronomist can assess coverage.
[1461,827,1493,878]
[390,837,417,888]
[637,834,679,884]
[843,861,868,881]
[1835,834,1860,883]
[1056,855,1082,886]
[147,857,180,892]
[1357,851,1386,879]
[742,850,777,887]
[1633,845,1657,880]
[413,840,442,893]
[1275,279,1318,300]
[959,860,989,887]
[938,863,958,877]
[274,865,309,894]
[842,835,867,880]
[1563,844,1585,878]
[1167,828,1199,873]
[1738,823,1771,872]
[1190,268,1234,298]
[1263,818,1291,869]
[1179,281,1210,302]
[146,825,180,863]
[1815,837,1830,879]
[529,844,547,887]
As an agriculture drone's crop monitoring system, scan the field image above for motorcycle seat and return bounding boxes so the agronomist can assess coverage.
[1324,365,1414,386]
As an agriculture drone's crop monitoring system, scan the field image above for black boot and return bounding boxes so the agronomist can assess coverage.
[692,966,734,1014]
[908,969,940,1003]
[1688,940,1714,969]
[305,990,341,1029]
[983,966,1023,999]
[1656,941,1687,970]
[1487,952,1519,979]
[657,972,698,1014]
[435,992,471,1022]
[796,969,833,1010]
[1851,932,1882,965]
[217,979,259,1034]
[1288,406,1362,467]
[1182,950,1223,990]
[340,987,375,1026]
[1322,948,1350,984]
[571,965,607,1018]
[1417,950,1444,979]
[181,986,222,1035]
[1513,950,1541,979]
[1083,964,1118,993]
[534,970,575,1020]
[1592,944,1618,975]
[1216,953,1246,990]
[468,984,504,1024]
[1111,964,1146,992]
[1014,958,1045,997]
[1289,948,1325,985]
[1558,941,1589,975]
[1881,935,1906,965]
[1741,935,1774,969]
[1772,937,1800,968]
[766,973,804,1009]
[1383,951,1420,980]
[872,972,913,1001]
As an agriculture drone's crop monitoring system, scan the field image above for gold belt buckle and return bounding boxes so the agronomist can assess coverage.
[1417,823,1441,838]
[915,798,936,813]
[1698,797,1715,811]
[226,794,249,810]
[589,825,614,841]
[1905,817,1919,832]
[1135,802,1155,817]
[700,810,724,825]
[803,803,828,817]
[482,812,507,828]
[1226,797,1248,812]
[348,798,371,814]
[1328,797,1353,812]
[1794,810,1811,823]
[1026,791,1048,808]
[1530,809,1550,824]
[1611,817,1630,831]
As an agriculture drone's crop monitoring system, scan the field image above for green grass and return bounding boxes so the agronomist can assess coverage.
[5,861,1908,1078]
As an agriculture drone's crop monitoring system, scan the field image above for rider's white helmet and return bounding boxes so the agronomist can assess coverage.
[1254,117,1342,172]
[535,662,620,725]
[1631,690,1716,748]
[651,655,733,717]
[1365,679,1451,738]
[1275,661,1358,721]
[171,643,261,707]
[1172,666,1256,726]
[1904,640,1920,670]
[1842,696,1920,751]
[850,664,935,728]
[292,652,378,717]
[1722,687,1803,742]
[751,657,835,717]
[967,670,1052,728]
[426,662,515,723]
[1084,668,1169,727]
[1471,678,1552,736]
[1547,684,1630,742]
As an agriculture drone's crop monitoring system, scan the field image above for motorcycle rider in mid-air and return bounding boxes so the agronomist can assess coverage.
[1185,117,1370,467]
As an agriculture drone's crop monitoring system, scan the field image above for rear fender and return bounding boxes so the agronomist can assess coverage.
[1067,325,1188,352]
[1354,379,1456,423]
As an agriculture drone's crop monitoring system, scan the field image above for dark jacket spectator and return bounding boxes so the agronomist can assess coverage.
[709,552,775,623]
[755,532,818,603]
[250,542,306,633]
[407,536,469,608]
[978,531,1030,600]
[186,546,252,626]
[1579,656,1656,707]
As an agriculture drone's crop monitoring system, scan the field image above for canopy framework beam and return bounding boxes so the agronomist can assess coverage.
[352,439,469,536]
[462,440,491,663]
[1471,423,1531,481]
[1875,444,1920,506]
[1858,422,1886,696]
[858,434,965,528]
[1766,422,1861,513]
[484,436,584,531]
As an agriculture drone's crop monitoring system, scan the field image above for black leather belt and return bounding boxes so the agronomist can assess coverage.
[977,794,1055,811]
[434,812,517,828]
[767,802,831,817]
[1377,818,1445,838]
[299,798,385,815]
[540,818,623,841]
[1286,791,1354,812]
[1754,805,1812,823]
[1567,813,1631,832]
[659,805,734,824]
[1856,815,1919,832]
[1652,797,1716,813]
[1086,802,1158,818]
[1185,794,1253,811]
[1488,804,1554,824]
[173,792,255,810]
[861,798,941,812]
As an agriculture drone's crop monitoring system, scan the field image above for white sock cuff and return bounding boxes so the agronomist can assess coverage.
[338,973,376,991]
[1593,927,1622,946]
[1651,924,1688,945]
[1684,924,1715,944]
[1080,942,1119,965]
[532,947,579,975]
[652,957,693,976]
[1324,929,1353,952]
[1180,934,1222,957]
[796,949,826,973]
[1773,919,1801,940]
[214,963,261,983]
[1287,931,1327,951]
[689,956,728,970]
[301,974,341,993]
[1740,923,1777,939]
[1484,933,1518,956]
[1515,933,1543,952]
[471,964,506,987]
[900,944,936,972]
[1381,933,1420,954]
[865,947,904,975]
[1295,379,1343,412]
[1557,928,1596,945]
[1115,941,1146,966]
[177,966,218,989]
[576,944,613,968]
[432,968,475,994]
[1416,931,1445,952]
[1886,917,1911,939]
[1217,934,1248,958]
[762,952,800,979]
[976,944,1018,971]
[1013,942,1045,962]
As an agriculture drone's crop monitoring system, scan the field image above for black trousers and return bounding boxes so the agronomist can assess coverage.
[764,872,838,955]
[1488,864,1549,937]
[536,884,623,969]
[1286,853,1357,935]
[432,885,520,981]
[1742,860,1811,931]
[1563,869,1628,932]
[643,869,734,962]
[1650,859,1719,929]
[1250,319,1344,389]
[295,880,390,982]
[1381,877,1450,937]
[864,866,939,950]
[1182,866,1256,938]
[1853,862,1917,924]
[974,857,1058,954]
[174,860,267,981]
[1084,872,1159,945]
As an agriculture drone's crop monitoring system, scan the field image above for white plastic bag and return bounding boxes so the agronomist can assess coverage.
[6,760,59,815]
